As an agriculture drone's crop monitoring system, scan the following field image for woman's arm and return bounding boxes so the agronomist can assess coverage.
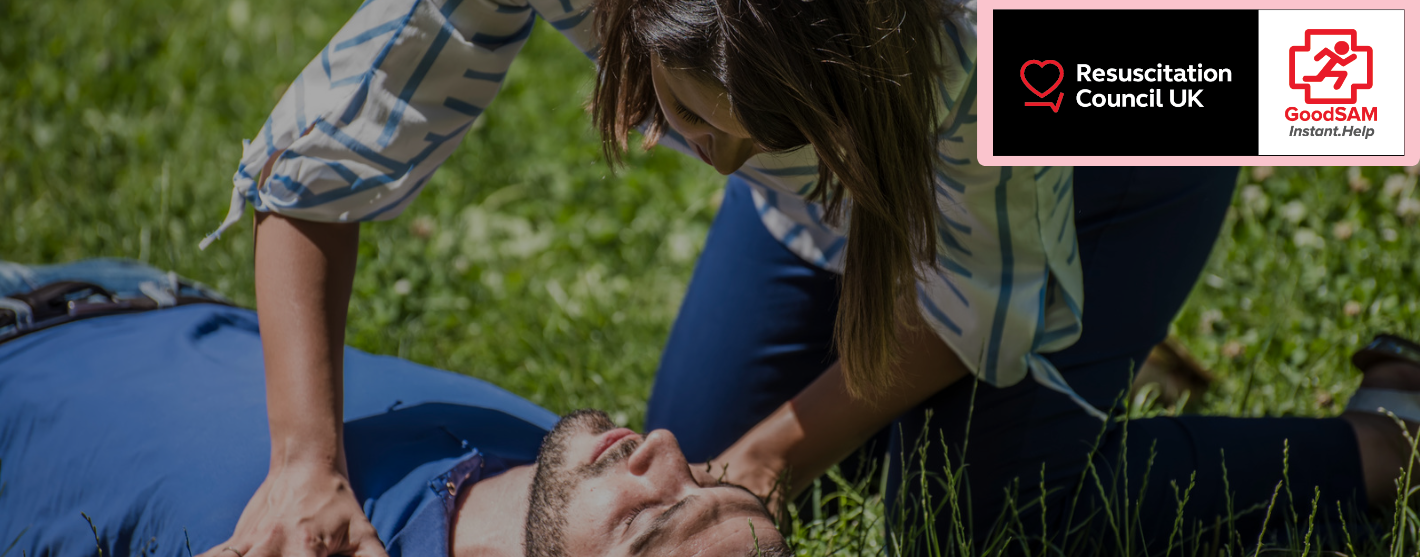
[201,173,386,557]
[254,210,357,479]
[223,0,601,236]
[705,315,970,505]
[196,2,606,553]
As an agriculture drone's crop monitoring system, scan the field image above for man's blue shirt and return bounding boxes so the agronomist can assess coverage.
[0,305,557,557]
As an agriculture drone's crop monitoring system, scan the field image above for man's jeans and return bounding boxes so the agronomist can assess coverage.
[0,258,229,301]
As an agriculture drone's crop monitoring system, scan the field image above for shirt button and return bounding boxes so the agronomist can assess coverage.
[446,480,456,496]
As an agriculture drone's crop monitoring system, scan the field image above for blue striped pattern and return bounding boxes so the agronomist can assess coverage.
[470,17,535,50]
[263,117,276,156]
[376,16,455,147]
[213,0,573,226]
[937,269,970,307]
[293,75,307,132]
[981,167,1015,384]
[940,213,970,234]
[442,97,483,117]
[212,0,1097,420]
[937,81,957,112]
[463,69,507,82]
[334,18,405,52]
[937,223,972,257]
[935,169,967,194]
[918,285,963,336]
[942,18,973,74]
[736,6,1090,417]
[939,153,970,166]
[551,9,590,30]
[936,254,973,279]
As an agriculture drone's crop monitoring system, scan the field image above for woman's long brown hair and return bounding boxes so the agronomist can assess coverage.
[593,0,953,400]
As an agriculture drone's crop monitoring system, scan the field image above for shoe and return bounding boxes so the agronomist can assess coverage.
[1345,334,1420,422]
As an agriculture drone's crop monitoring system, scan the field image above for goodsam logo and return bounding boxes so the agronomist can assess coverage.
[1289,29,1372,104]
[1284,28,1378,138]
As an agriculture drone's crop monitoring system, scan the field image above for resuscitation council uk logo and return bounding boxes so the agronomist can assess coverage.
[1019,60,1232,113]
[1259,10,1403,156]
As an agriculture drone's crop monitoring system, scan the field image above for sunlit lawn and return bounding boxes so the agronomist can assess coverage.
[2,0,1418,552]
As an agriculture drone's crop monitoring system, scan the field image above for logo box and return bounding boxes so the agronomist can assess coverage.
[978,2,1415,166]
[1260,10,1403,156]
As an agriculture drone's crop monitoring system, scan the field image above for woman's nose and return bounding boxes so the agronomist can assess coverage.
[627,429,690,478]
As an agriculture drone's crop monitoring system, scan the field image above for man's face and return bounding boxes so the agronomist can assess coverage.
[525,410,785,557]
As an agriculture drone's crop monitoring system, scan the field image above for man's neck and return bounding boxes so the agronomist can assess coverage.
[451,463,534,557]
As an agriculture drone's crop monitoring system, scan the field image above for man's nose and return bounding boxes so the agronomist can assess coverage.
[627,429,690,479]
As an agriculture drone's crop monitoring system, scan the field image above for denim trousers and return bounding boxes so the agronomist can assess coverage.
[0,258,226,301]
[644,168,1366,552]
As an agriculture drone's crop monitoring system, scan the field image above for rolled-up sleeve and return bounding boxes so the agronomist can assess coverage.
[204,0,598,246]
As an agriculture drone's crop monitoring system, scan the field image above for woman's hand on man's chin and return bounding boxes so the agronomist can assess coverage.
[690,458,786,516]
[692,431,797,515]
[690,455,781,496]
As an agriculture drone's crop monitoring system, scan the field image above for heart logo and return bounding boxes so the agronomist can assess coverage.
[1020,60,1064,98]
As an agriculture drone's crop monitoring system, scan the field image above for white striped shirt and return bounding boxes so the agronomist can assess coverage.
[205,0,1100,418]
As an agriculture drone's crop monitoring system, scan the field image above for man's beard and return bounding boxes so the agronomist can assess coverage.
[524,409,641,557]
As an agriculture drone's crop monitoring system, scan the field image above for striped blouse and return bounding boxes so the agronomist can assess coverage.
[204,0,1100,419]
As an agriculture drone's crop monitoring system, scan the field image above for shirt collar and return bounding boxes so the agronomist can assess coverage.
[385,451,515,557]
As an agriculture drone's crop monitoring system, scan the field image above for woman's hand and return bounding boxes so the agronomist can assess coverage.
[707,316,971,510]
[689,461,720,488]
[218,146,368,557]
[200,463,387,557]
[695,423,795,512]
[689,455,783,503]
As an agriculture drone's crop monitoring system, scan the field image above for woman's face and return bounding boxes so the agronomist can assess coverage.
[649,53,762,175]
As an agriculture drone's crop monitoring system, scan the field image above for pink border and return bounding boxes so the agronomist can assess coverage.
[977,1,1417,166]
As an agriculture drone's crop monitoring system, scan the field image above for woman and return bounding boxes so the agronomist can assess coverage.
[199,0,1416,553]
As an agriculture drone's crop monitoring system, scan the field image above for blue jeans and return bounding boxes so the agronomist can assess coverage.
[0,258,228,301]
[645,169,1366,551]
[0,258,230,339]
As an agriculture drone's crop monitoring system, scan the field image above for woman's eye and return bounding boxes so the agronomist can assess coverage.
[675,103,703,125]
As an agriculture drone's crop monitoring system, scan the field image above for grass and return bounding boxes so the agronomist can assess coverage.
[2,0,724,425]
[2,0,1418,554]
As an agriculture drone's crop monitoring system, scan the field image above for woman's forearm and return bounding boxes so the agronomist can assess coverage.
[722,318,970,500]
[253,211,361,472]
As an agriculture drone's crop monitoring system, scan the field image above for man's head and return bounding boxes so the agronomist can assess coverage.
[525,410,790,557]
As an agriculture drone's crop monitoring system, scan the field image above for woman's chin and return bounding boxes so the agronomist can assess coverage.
[710,155,754,176]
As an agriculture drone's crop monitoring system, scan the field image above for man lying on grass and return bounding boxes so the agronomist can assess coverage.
[0,259,786,557]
